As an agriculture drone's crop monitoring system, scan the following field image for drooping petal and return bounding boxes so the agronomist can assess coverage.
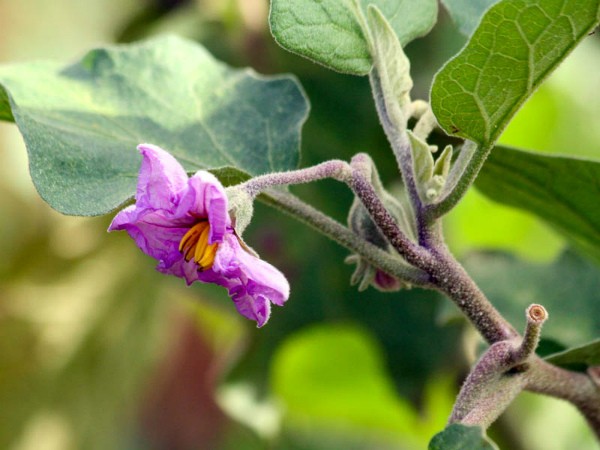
[136,144,189,212]
[198,234,289,326]
[229,240,289,307]
[230,287,272,328]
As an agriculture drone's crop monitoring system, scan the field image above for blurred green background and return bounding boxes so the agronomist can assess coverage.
[0,1,598,449]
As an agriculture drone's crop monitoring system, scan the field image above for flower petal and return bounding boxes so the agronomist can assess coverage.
[177,171,230,243]
[198,233,289,326]
[136,144,188,212]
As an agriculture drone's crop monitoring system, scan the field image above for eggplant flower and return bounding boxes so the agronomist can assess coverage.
[109,144,289,327]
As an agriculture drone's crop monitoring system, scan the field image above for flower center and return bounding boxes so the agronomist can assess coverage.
[178,221,218,271]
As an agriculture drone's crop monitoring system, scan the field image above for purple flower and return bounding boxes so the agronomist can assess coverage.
[109,144,289,327]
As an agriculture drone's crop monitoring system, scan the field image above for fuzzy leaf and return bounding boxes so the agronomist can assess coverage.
[269,0,437,75]
[433,145,453,179]
[0,36,309,216]
[545,339,600,368]
[367,5,413,128]
[432,0,600,145]
[429,424,498,450]
[476,146,600,262]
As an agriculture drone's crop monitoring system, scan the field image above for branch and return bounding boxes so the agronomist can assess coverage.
[259,189,429,286]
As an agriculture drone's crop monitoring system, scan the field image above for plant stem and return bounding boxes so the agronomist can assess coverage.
[369,70,423,220]
[428,246,520,344]
[259,189,429,286]
[349,168,431,267]
[526,358,600,438]
[240,160,351,197]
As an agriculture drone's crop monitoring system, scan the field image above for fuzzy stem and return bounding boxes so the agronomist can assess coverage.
[369,70,423,218]
[449,340,529,428]
[512,304,547,362]
[240,160,352,197]
[349,168,430,267]
[259,189,429,286]
[427,244,519,343]
[526,358,600,438]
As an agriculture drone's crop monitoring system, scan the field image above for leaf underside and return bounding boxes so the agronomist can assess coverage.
[476,146,600,262]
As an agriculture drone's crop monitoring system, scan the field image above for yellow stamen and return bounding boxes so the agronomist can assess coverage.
[193,223,211,263]
[197,243,218,270]
[179,221,218,270]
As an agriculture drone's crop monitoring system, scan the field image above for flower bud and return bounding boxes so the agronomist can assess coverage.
[345,155,415,292]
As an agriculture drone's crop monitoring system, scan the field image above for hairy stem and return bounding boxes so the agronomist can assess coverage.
[349,168,431,267]
[259,189,428,286]
[428,245,519,344]
[369,70,423,219]
[526,358,600,438]
[240,160,351,197]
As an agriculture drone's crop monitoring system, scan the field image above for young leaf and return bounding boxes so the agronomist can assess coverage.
[269,0,437,75]
[0,36,309,216]
[431,0,600,145]
[429,424,498,450]
[545,339,600,368]
[476,146,600,262]
[367,4,413,129]
[441,0,500,36]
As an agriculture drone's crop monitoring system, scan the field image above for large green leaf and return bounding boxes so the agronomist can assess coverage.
[441,0,500,36]
[431,0,600,145]
[545,339,600,368]
[269,0,437,75]
[429,424,498,450]
[476,146,600,261]
[0,35,309,216]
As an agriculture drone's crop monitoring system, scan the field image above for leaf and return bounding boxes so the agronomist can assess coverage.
[367,4,413,128]
[463,250,600,347]
[476,146,600,262]
[0,35,309,216]
[429,424,498,450]
[441,0,501,36]
[269,0,437,75]
[545,339,600,368]
[270,324,421,435]
[431,0,600,145]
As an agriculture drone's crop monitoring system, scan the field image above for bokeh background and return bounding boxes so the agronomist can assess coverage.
[1,1,599,449]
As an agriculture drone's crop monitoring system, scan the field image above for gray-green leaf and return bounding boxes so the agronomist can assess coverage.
[429,424,498,450]
[545,339,600,368]
[476,146,600,262]
[367,4,413,128]
[269,0,437,75]
[441,0,501,36]
[431,0,600,145]
[0,35,309,216]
